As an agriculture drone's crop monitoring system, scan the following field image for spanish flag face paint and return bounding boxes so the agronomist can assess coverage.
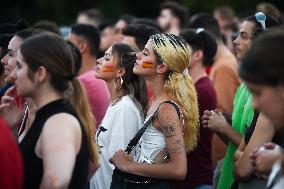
[102,65,115,72]
[142,61,153,68]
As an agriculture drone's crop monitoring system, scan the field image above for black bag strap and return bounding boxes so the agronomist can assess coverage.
[125,100,181,154]
[251,110,260,127]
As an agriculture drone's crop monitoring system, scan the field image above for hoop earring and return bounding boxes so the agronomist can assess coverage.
[114,77,123,90]
[114,82,117,90]
[119,76,123,86]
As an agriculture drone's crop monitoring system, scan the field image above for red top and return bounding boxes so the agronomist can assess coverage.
[0,117,23,189]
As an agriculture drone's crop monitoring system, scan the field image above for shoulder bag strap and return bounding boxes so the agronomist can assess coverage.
[125,100,181,154]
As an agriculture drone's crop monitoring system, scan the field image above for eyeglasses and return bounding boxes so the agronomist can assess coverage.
[255,12,266,30]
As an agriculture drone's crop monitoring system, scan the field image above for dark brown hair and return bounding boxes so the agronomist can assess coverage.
[20,33,99,165]
[112,43,148,113]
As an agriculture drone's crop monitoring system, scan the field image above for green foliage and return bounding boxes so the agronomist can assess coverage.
[0,0,282,25]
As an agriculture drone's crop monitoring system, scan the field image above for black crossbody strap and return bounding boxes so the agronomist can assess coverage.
[125,100,181,154]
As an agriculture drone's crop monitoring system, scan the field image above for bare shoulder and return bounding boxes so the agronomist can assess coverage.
[41,113,81,141]
[156,102,181,133]
[157,102,180,122]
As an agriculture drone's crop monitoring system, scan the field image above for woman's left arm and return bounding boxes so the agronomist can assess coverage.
[39,113,81,189]
[110,103,187,180]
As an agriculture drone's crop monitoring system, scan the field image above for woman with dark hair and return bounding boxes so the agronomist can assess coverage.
[90,43,148,189]
[110,33,199,189]
[11,33,99,189]
[239,29,284,189]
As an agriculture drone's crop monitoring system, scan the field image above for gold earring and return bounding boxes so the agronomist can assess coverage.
[114,81,117,90]
[119,77,123,86]
[114,77,123,90]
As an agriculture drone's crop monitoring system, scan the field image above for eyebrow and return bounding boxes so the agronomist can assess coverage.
[144,48,149,53]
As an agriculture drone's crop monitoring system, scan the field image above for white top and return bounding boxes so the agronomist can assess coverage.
[90,95,143,189]
[136,100,181,164]
[136,120,166,164]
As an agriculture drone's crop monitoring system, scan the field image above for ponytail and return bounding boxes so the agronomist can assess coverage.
[70,78,99,166]
[150,33,199,151]
[165,72,199,152]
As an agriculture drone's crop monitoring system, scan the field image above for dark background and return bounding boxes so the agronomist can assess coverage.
[1,0,283,25]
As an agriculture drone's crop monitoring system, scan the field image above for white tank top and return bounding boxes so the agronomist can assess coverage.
[135,100,183,164]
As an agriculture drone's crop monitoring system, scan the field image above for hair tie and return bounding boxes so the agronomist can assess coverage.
[66,74,76,81]
[182,69,189,76]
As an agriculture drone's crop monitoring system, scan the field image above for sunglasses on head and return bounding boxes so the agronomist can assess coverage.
[255,12,266,30]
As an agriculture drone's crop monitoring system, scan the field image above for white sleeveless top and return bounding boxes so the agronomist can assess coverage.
[136,119,166,164]
[136,100,182,164]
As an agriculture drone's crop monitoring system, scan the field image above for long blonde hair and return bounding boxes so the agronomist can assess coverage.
[150,33,199,152]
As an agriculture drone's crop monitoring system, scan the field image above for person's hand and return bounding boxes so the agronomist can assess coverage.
[0,86,24,128]
[110,149,133,172]
[202,110,212,128]
[202,110,229,133]
[251,143,284,175]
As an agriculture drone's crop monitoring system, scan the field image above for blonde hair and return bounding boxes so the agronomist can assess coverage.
[150,33,199,152]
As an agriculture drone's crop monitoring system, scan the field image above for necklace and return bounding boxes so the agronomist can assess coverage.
[110,96,123,106]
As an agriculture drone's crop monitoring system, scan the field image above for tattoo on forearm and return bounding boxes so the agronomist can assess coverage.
[167,147,185,155]
[167,138,185,155]
[175,139,185,148]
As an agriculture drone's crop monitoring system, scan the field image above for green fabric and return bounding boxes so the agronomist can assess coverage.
[217,83,254,189]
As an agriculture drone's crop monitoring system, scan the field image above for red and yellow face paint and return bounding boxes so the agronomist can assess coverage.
[102,65,115,72]
[142,61,153,68]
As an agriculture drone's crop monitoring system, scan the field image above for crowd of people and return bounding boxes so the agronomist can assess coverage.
[0,1,284,189]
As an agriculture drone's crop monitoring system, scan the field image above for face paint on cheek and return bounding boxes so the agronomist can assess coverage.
[102,65,115,72]
[142,61,154,68]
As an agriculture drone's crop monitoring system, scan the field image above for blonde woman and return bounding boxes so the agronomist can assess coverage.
[110,33,199,189]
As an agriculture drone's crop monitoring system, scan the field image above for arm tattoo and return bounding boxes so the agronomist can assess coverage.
[167,138,186,156]
[162,124,177,138]
[162,123,186,156]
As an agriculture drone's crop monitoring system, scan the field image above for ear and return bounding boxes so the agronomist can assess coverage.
[192,50,204,64]
[155,62,168,74]
[35,66,48,83]
[116,67,125,78]
[79,41,88,54]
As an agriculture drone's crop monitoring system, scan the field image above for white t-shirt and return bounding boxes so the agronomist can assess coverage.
[90,95,143,189]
